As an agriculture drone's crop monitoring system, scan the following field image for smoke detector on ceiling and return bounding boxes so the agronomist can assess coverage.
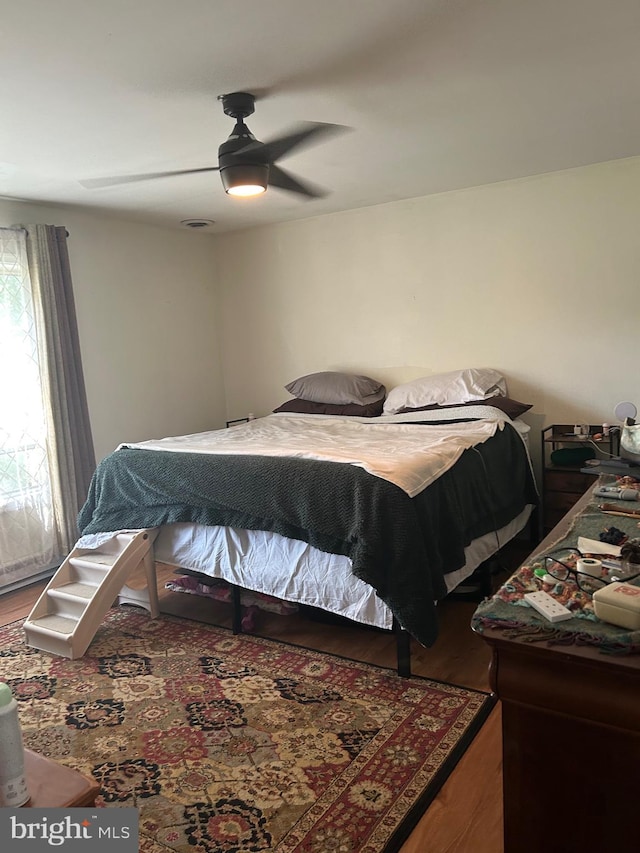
[180,219,215,229]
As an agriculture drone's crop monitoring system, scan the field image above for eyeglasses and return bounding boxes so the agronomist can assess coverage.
[543,548,640,594]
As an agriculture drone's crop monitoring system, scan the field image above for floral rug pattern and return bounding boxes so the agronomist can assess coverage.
[1,610,494,852]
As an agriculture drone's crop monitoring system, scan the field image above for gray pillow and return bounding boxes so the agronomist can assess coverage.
[285,371,385,406]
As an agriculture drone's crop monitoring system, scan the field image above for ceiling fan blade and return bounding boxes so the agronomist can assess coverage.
[79,166,220,189]
[237,122,349,164]
[268,165,327,199]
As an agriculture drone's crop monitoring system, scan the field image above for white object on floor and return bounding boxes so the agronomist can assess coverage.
[23,529,158,659]
[0,682,29,807]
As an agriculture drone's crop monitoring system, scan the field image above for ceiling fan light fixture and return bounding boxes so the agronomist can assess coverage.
[227,183,267,197]
[221,163,268,197]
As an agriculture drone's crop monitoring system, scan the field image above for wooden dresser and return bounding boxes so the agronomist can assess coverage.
[473,487,640,853]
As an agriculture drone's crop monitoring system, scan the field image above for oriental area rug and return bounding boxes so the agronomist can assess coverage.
[1,610,495,852]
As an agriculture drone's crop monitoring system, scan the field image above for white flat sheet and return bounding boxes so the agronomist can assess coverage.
[122,410,506,498]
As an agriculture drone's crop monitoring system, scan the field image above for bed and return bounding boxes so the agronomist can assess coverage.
[77,381,538,674]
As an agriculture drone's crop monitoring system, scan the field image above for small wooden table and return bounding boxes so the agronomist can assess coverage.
[23,749,99,808]
[474,486,640,853]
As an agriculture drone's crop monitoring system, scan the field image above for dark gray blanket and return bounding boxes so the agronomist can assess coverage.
[78,422,537,646]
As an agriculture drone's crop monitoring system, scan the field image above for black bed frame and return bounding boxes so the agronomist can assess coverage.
[224,560,494,679]
[181,505,540,679]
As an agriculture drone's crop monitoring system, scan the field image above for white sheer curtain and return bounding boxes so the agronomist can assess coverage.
[0,225,95,592]
[0,227,58,588]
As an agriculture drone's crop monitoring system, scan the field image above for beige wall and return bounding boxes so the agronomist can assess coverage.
[0,200,224,462]
[215,156,640,476]
[3,155,639,479]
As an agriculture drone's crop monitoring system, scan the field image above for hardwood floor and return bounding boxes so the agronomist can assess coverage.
[0,547,530,853]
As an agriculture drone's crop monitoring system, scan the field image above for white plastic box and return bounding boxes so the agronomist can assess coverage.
[592,582,640,630]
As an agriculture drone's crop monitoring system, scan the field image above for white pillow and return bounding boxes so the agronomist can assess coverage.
[383,368,507,414]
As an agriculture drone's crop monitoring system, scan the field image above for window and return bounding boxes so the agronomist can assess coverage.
[0,228,57,589]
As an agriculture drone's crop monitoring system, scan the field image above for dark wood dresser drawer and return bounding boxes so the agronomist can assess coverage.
[544,489,587,513]
[544,469,593,494]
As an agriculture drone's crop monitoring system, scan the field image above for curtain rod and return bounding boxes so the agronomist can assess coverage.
[2,225,70,237]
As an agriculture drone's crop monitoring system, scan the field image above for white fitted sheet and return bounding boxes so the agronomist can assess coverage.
[155,504,533,632]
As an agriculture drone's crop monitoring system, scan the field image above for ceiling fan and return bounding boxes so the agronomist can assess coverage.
[81,92,347,199]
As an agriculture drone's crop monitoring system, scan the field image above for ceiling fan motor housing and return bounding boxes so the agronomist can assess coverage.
[218,101,269,193]
[219,91,256,120]
[219,160,269,194]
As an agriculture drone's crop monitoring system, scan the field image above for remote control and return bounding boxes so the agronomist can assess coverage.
[593,486,639,501]
[524,591,573,623]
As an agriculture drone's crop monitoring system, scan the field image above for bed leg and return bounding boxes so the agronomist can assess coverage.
[477,559,494,599]
[394,620,412,678]
[231,585,242,634]
[530,504,542,546]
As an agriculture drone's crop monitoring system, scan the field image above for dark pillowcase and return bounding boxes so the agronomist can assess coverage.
[273,397,385,418]
[398,397,532,419]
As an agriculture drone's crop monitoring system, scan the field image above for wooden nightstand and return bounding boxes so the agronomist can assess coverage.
[541,424,618,532]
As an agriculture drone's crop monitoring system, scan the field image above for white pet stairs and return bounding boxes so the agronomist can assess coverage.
[23,528,159,659]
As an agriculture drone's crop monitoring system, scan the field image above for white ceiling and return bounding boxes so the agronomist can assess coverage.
[2,0,640,234]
